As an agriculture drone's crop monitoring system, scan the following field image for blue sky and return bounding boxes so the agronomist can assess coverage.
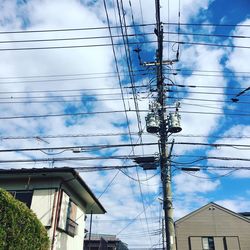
[0,0,250,248]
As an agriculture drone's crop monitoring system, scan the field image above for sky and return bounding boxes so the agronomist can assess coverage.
[0,0,250,249]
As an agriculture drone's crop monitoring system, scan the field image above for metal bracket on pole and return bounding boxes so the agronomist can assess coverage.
[142,59,178,67]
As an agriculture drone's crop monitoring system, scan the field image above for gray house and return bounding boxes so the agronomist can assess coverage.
[175,202,250,250]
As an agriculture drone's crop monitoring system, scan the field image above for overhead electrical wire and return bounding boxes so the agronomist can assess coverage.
[2,108,250,121]
[0,32,155,44]
[163,40,250,49]
[0,93,124,100]
[2,30,248,45]
[0,153,157,163]
[116,195,160,236]
[168,96,250,105]
[0,23,156,34]
[0,132,141,140]
[179,110,250,117]
[167,89,250,97]
[0,69,155,80]
[0,21,249,36]
[171,155,250,164]
[167,83,245,90]
[2,132,250,141]
[0,74,154,85]
[0,39,249,52]
[0,68,249,80]
[179,168,237,180]
[163,22,250,27]
[0,142,159,153]
[116,1,152,243]
[0,109,148,120]
[101,1,151,232]
[0,97,140,105]
[172,164,250,171]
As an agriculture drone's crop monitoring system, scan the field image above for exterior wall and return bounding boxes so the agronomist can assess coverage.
[175,205,250,250]
[30,189,57,239]
[31,189,56,227]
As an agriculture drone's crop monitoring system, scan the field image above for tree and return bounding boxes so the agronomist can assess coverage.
[0,188,50,250]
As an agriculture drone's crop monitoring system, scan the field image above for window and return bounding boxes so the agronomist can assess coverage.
[65,200,78,237]
[9,191,33,208]
[202,237,215,250]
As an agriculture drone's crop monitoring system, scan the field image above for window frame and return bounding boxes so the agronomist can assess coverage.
[202,237,215,250]
[9,190,33,208]
[65,200,78,237]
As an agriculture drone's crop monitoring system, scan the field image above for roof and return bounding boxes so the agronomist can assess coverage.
[239,212,250,217]
[85,234,118,241]
[175,202,250,224]
[0,167,106,214]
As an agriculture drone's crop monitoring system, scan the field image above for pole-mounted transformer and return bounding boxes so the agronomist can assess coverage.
[146,102,182,134]
[167,102,182,133]
[168,113,182,133]
[145,102,160,133]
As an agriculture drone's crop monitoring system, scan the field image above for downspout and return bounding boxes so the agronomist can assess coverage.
[88,210,93,250]
[50,188,58,232]
[51,184,63,250]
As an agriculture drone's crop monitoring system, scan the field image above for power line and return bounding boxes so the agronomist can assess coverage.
[0,39,249,52]
[2,109,250,120]
[0,109,147,120]
[171,155,250,164]
[0,142,159,153]
[0,132,248,141]
[163,40,250,49]
[168,96,250,105]
[0,23,156,34]
[1,68,250,81]
[167,89,250,97]
[172,164,250,171]
[0,32,154,44]
[163,22,250,27]
[179,110,250,117]
[0,97,138,105]
[0,154,157,163]
[162,31,250,39]
[0,21,248,36]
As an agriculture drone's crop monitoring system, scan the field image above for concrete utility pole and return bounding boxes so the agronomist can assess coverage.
[154,1,176,249]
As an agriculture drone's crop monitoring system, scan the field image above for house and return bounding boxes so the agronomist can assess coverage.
[0,167,106,250]
[84,234,128,250]
[175,202,250,250]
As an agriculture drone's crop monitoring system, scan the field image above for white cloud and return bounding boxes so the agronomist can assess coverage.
[216,198,250,213]
[226,18,250,87]
[173,171,220,194]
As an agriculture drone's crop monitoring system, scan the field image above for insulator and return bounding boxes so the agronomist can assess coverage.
[168,112,182,133]
[145,113,160,133]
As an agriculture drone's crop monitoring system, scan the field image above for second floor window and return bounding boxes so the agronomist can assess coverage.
[66,200,78,237]
[202,237,215,250]
[9,190,33,208]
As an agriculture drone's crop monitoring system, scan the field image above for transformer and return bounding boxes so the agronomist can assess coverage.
[133,156,158,170]
[168,112,182,133]
[145,112,160,133]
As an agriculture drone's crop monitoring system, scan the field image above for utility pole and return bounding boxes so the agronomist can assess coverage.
[143,0,180,248]
[155,1,176,249]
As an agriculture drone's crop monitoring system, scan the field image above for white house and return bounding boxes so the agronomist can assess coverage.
[0,167,106,250]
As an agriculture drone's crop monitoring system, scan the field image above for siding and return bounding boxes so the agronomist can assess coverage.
[31,189,56,227]
[175,204,250,250]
